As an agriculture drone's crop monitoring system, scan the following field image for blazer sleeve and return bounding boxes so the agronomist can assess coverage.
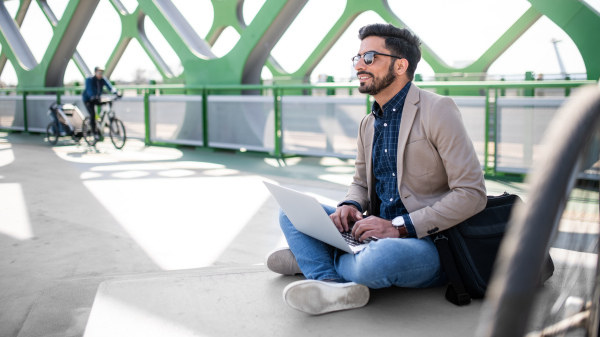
[409,96,487,237]
[344,115,371,211]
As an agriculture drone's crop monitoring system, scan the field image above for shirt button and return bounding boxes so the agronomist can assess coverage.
[384,123,387,127]
[384,149,387,153]
[393,108,396,111]
[389,198,393,202]
[392,173,395,176]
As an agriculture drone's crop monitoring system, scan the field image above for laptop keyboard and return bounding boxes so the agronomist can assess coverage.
[341,231,377,246]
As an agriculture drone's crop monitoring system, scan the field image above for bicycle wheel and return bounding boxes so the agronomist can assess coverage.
[477,85,600,337]
[46,122,59,145]
[109,118,126,149]
[82,118,97,146]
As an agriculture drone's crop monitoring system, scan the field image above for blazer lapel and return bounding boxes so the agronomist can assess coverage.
[396,84,420,188]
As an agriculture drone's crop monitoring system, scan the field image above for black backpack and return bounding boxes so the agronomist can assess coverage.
[434,193,555,306]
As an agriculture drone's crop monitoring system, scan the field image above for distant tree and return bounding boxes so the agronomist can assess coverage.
[133,68,148,84]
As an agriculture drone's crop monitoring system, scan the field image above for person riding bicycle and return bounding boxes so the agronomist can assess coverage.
[82,66,120,139]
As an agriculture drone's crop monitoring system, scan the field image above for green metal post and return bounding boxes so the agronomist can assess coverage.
[274,88,282,158]
[494,88,498,175]
[202,88,209,147]
[326,76,335,96]
[565,75,571,96]
[22,92,28,133]
[484,89,490,173]
[493,89,499,174]
[444,77,449,96]
[524,71,534,96]
[144,89,150,145]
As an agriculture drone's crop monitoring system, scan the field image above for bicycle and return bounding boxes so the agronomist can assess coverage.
[476,84,600,336]
[82,95,127,149]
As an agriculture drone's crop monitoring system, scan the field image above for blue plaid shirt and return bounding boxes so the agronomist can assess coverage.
[341,82,416,238]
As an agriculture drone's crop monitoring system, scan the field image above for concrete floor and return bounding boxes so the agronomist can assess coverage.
[0,131,538,336]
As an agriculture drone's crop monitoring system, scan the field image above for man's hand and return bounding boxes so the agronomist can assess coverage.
[330,205,363,232]
[352,216,400,241]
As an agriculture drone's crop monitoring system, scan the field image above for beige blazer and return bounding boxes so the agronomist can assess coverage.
[345,83,487,238]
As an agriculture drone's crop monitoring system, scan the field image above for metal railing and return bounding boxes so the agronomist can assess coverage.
[0,80,595,178]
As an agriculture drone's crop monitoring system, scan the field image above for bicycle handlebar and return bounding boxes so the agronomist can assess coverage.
[98,93,122,105]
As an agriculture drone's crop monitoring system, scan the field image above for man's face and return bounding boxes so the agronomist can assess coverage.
[354,36,397,95]
[95,70,103,79]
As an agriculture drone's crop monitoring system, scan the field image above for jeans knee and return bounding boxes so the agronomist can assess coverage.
[342,258,380,286]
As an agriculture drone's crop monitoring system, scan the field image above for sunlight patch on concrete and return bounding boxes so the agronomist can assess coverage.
[0,143,14,167]
[263,157,302,167]
[203,169,240,176]
[317,173,353,186]
[320,157,353,166]
[84,293,198,337]
[559,219,600,234]
[83,176,270,270]
[52,139,184,163]
[325,166,355,173]
[550,247,598,269]
[0,183,33,240]
[157,169,195,178]
[274,234,289,249]
[112,171,151,179]
[80,172,103,180]
[90,161,225,172]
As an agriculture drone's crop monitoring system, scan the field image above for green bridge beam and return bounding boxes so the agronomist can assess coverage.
[1,0,599,88]
[528,0,600,81]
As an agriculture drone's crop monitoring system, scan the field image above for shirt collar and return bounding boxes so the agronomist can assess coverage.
[372,81,411,118]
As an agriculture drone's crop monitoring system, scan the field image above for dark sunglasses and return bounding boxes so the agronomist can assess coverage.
[351,51,403,67]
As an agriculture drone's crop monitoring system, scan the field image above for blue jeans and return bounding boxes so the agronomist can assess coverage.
[279,205,447,289]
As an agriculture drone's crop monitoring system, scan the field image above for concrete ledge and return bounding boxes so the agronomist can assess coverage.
[16,266,261,337]
[83,266,483,337]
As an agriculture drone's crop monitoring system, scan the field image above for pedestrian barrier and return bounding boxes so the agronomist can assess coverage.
[0,80,594,178]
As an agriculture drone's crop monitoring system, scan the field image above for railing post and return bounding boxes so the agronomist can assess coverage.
[144,89,151,145]
[202,87,209,148]
[484,89,490,173]
[524,71,534,96]
[493,88,499,175]
[274,87,282,158]
[565,75,571,97]
[22,91,28,133]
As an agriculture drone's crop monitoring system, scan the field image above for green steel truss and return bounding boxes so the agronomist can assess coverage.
[0,0,599,89]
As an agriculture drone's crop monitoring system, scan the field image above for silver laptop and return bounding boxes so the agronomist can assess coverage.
[264,181,374,254]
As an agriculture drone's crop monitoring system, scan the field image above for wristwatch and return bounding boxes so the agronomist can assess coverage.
[392,216,409,238]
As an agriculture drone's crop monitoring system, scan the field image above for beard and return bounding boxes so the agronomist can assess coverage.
[357,62,397,95]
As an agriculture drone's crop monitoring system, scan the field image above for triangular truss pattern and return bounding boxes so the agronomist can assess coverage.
[0,0,598,89]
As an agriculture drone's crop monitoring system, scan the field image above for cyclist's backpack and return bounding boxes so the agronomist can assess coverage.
[434,193,555,306]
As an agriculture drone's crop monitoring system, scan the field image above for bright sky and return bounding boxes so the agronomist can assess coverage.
[0,0,598,85]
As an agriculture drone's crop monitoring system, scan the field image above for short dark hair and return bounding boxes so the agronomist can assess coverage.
[358,24,421,80]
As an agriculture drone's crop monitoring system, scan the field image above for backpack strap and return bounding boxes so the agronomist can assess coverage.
[434,233,472,306]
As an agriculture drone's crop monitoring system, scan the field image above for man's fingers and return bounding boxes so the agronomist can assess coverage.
[341,210,351,232]
[329,213,343,232]
[352,219,366,238]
